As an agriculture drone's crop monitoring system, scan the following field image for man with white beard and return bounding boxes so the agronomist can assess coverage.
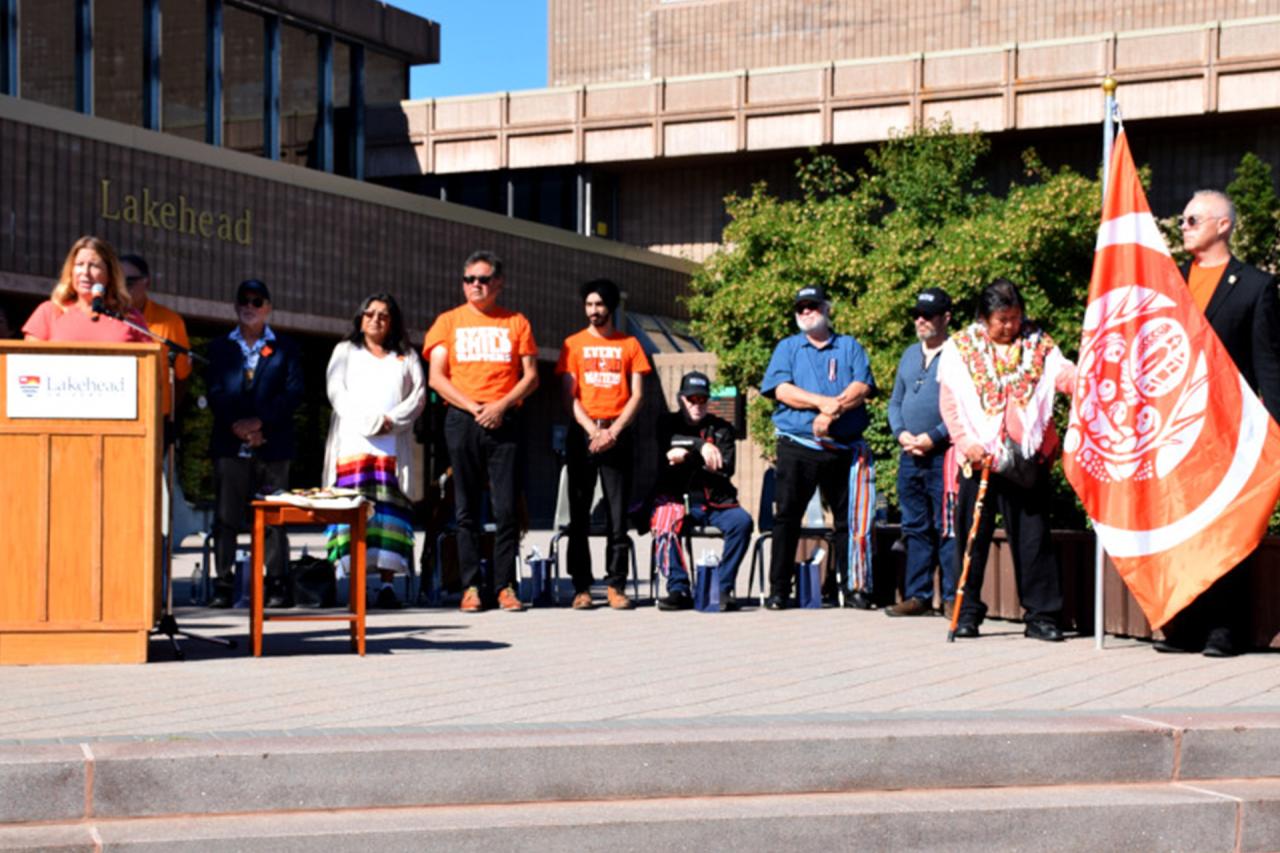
[760,285,876,609]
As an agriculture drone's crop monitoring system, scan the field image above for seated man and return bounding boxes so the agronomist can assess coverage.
[653,371,753,611]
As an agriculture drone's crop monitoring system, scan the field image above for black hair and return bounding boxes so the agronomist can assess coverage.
[118,253,149,277]
[580,278,620,314]
[463,250,504,279]
[976,278,1024,321]
[348,292,409,355]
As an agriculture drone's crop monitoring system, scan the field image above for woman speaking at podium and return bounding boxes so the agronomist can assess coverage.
[22,236,149,342]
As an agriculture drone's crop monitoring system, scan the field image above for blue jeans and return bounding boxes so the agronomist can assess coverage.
[666,502,753,595]
[898,451,956,603]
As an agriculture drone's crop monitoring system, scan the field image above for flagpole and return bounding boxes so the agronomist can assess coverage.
[1095,76,1118,651]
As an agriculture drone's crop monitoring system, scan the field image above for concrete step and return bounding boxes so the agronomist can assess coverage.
[2,779,1280,852]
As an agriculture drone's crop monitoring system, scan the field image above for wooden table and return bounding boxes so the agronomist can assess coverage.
[250,500,367,657]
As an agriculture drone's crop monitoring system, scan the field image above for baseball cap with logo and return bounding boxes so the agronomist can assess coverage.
[679,371,712,398]
[794,285,827,306]
[911,287,952,318]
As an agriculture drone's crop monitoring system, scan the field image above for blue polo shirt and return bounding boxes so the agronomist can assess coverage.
[761,331,875,450]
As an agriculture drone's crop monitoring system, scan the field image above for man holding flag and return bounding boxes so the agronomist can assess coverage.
[1063,127,1280,657]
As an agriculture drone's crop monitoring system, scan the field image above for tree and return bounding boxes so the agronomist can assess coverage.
[686,123,1100,525]
[1226,153,1280,273]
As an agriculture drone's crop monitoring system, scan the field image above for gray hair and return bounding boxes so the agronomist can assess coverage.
[1191,189,1236,237]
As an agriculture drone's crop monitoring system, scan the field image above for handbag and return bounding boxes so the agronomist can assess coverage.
[993,435,1040,490]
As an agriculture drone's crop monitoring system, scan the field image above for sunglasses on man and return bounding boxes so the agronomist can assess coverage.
[237,296,266,308]
[462,274,495,285]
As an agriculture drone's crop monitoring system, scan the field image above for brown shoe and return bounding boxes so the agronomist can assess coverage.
[460,586,482,613]
[940,600,956,622]
[497,586,525,612]
[606,587,635,610]
[885,597,931,617]
[571,591,594,610]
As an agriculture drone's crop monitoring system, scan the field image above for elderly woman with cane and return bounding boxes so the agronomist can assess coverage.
[938,279,1076,642]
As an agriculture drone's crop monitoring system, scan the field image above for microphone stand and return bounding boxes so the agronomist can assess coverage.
[100,306,237,659]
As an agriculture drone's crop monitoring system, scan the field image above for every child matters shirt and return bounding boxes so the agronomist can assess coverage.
[556,328,651,420]
[422,304,538,404]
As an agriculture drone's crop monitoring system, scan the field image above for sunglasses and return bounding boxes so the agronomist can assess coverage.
[795,302,821,313]
[685,395,709,405]
[363,310,391,321]
[237,296,266,308]
[125,275,145,284]
[462,275,495,285]
[1179,214,1219,228]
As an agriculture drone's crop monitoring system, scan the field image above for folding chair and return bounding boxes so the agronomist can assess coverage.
[546,464,640,602]
[746,468,838,606]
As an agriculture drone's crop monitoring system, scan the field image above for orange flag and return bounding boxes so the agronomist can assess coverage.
[1062,128,1280,629]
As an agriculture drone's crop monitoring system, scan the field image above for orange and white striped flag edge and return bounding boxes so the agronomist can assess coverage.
[1062,129,1280,629]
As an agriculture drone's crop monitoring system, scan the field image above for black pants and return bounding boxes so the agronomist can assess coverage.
[768,439,851,597]
[213,456,291,589]
[953,463,1062,625]
[566,427,632,592]
[444,406,521,592]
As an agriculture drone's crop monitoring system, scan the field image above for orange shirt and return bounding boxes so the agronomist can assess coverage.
[140,298,192,415]
[1187,262,1226,314]
[557,328,651,420]
[423,304,537,404]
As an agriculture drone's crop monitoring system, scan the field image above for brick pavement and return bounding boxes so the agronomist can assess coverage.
[2,532,1278,745]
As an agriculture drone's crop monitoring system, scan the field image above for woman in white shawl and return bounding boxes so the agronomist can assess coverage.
[938,279,1076,642]
[323,293,427,608]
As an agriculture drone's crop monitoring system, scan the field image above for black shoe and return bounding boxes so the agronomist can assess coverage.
[952,622,980,639]
[1202,628,1240,658]
[209,589,234,609]
[658,590,693,611]
[1152,637,1200,654]
[265,589,290,608]
[1024,620,1065,642]
[764,594,788,611]
[844,591,874,610]
[721,591,741,612]
[375,585,402,610]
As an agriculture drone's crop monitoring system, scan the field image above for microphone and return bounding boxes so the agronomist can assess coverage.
[90,283,106,317]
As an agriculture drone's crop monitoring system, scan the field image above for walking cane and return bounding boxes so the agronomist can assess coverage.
[947,460,991,642]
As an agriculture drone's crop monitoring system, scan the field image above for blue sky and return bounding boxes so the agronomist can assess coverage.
[388,1,548,100]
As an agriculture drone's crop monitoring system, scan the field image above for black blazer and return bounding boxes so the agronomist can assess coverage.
[205,330,305,461]
[1182,256,1280,425]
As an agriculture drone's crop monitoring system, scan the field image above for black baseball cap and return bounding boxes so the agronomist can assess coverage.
[911,287,952,317]
[794,285,827,306]
[236,279,271,303]
[679,371,712,398]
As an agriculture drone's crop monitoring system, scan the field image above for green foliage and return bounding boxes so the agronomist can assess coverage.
[687,122,1101,525]
[1226,153,1280,273]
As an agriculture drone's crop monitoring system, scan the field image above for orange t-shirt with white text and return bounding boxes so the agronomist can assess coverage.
[556,328,651,420]
[423,304,537,404]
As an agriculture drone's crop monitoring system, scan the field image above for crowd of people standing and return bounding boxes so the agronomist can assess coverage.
[18,183,1277,655]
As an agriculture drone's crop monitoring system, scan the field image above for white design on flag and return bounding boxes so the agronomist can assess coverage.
[1065,285,1206,483]
[1093,374,1269,556]
[1094,212,1172,256]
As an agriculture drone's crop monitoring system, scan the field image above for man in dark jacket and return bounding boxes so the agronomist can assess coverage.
[653,371,753,610]
[206,279,304,608]
[1158,190,1280,656]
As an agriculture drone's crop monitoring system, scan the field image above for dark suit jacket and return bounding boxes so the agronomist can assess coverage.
[1182,256,1280,425]
[206,330,305,461]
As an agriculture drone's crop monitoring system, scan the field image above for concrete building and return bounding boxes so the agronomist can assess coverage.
[369,1,1280,261]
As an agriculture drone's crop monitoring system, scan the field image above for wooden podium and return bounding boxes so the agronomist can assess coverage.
[0,341,163,664]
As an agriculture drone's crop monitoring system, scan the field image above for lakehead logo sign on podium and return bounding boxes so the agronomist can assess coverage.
[6,354,138,419]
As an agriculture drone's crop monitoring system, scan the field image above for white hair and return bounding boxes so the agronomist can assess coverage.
[1191,189,1236,237]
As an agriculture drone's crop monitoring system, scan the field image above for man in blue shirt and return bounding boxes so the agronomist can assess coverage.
[760,285,876,610]
[886,287,956,619]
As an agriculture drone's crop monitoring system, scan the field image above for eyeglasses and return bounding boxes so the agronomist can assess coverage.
[363,310,391,321]
[125,275,144,284]
[237,296,266,308]
[795,302,821,314]
[462,275,495,285]
[1179,214,1220,229]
